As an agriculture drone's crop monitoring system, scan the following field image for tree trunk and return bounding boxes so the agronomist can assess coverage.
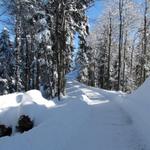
[107,12,112,89]
[15,14,21,92]
[25,35,31,91]
[117,0,123,91]
[143,0,148,82]
[122,31,127,91]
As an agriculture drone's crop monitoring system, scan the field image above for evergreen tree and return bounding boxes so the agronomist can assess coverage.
[0,27,15,94]
[2,0,94,99]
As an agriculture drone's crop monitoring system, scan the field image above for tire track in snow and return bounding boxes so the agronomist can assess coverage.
[66,80,148,150]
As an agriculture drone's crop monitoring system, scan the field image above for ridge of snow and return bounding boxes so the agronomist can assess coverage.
[116,77,150,149]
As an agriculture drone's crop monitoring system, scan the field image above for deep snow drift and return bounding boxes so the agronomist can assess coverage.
[118,77,150,148]
[0,77,149,149]
[0,90,55,133]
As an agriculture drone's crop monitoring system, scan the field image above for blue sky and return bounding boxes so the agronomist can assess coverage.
[0,7,14,39]
[0,1,104,35]
[74,1,104,48]
[0,6,11,31]
[0,0,142,40]
[87,1,104,28]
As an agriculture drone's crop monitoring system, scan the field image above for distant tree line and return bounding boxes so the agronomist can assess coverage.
[76,0,150,92]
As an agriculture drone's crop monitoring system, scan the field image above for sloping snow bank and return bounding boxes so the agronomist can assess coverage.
[118,77,150,147]
[0,88,93,150]
[0,90,55,133]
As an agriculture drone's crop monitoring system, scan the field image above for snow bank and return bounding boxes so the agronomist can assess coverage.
[0,87,93,150]
[0,90,55,133]
[118,77,150,147]
[1,77,149,150]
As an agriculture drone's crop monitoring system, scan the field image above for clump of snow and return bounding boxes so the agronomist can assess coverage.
[3,27,8,31]
[35,29,50,43]
[26,90,55,107]
[38,18,47,27]
[0,90,55,134]
[47,45,52,50]
[36,11,45,16]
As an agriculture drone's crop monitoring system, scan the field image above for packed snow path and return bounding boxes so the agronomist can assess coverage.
[66,80,147,150]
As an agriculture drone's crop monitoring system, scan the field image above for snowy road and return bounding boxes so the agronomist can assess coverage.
[65,80,147,150]
[0,79,148,150]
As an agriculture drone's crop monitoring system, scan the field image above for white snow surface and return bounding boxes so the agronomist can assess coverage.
[35,29,50,43]
[0,75,149,149]
[118,77,150,149]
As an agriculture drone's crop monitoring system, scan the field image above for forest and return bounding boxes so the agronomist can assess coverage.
[0,0,150,150]
[78,0,150,93]
[0,0,149,99]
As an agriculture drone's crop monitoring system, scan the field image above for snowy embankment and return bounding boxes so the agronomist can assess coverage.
[0,73,149,150]
[117,77,150,148]
[0,90,55,133]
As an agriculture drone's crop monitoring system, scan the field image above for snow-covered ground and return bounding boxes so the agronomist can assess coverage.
[0,74,149,149]
[118,77,150,149]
